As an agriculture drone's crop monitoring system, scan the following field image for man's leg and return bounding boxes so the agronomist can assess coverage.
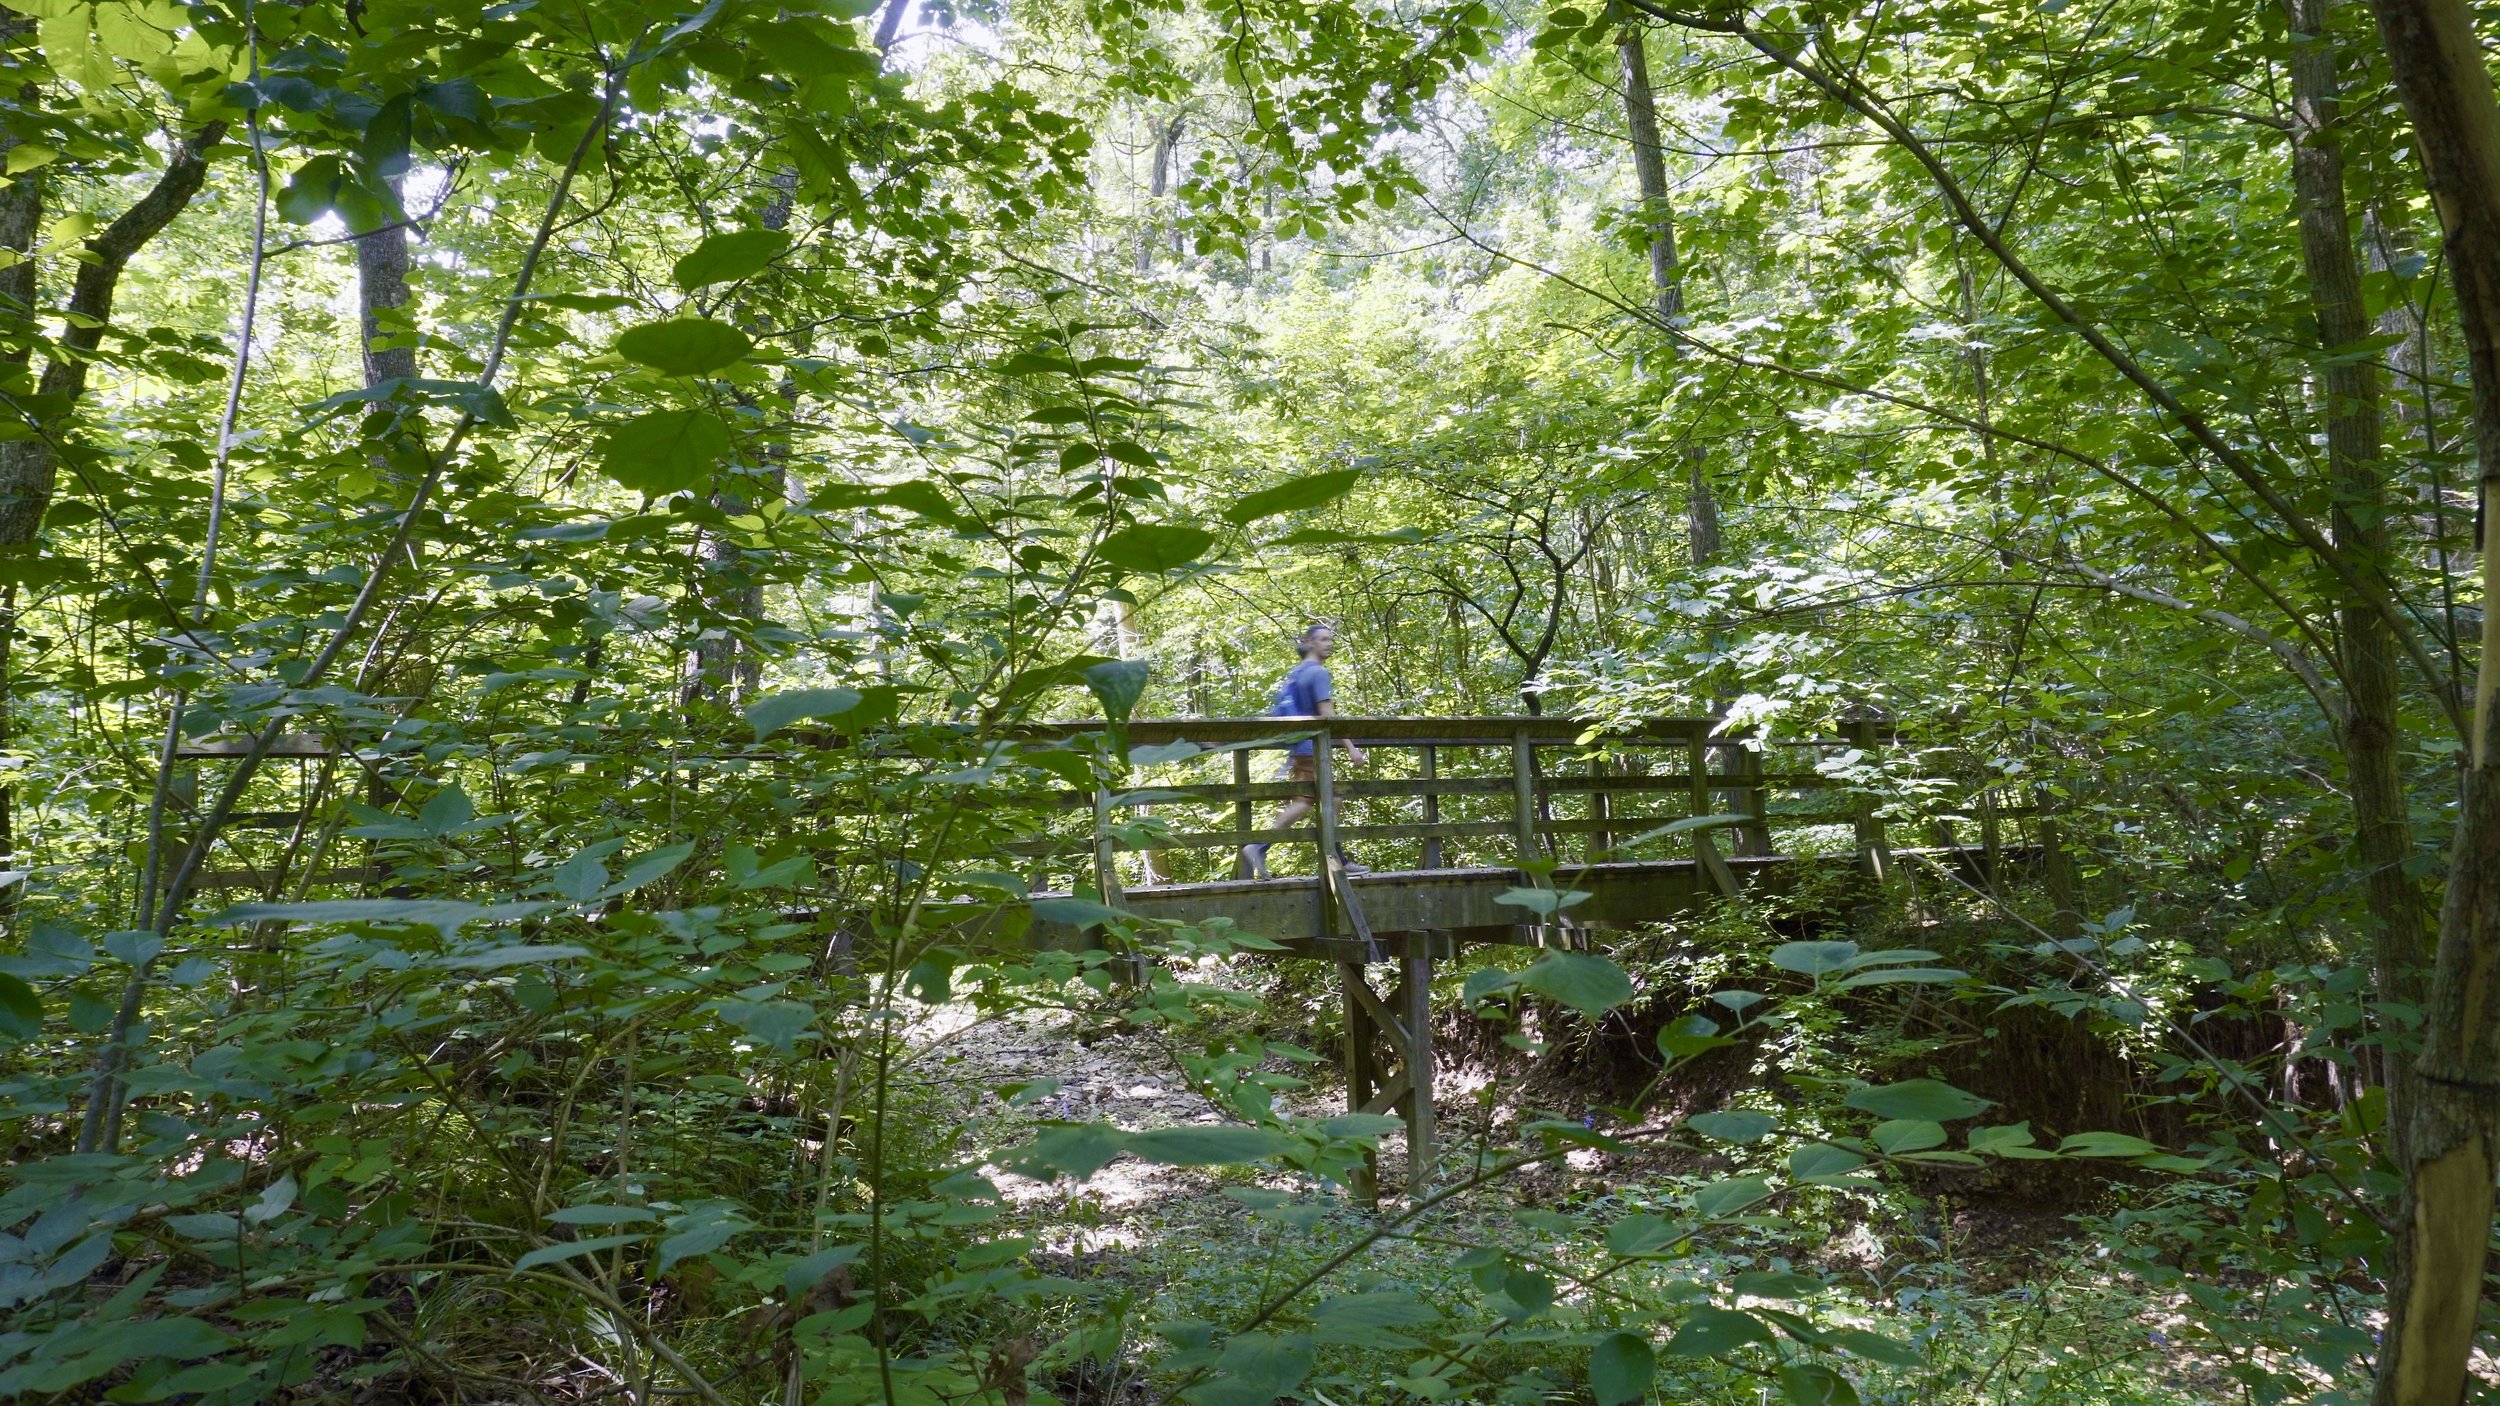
[1241,759,1317,879]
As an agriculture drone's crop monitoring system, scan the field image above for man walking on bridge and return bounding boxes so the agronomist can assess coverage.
[1241,621,1369,880]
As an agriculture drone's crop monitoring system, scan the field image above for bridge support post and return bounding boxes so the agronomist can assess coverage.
[1338,957,1379,1203]
[1338,942,1437,1203]
[1398,935,1435,1196]
[1232,749,1253,878]
[1420,745,1443,872]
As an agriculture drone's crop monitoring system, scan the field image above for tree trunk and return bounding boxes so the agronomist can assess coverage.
[2284,0,2429,1161]
[355,176,416,386]
[1616,28,1723,569]
[0,120,224,547]
[1620,27,1762,851]
[687,171,798,706]
[2361,0,2500,1399]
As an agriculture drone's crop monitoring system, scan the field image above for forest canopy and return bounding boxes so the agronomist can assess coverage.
[0,0,2497,1403]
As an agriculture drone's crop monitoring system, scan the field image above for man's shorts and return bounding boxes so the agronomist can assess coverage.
[1281,753,1318,799]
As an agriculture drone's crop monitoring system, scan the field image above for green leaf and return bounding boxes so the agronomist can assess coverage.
[1314,1112,1403,1139]
[1770,940,1857,975]
[1687,1109,1776,1144]
[1692,1174,1770,1218]
[1605,1213,1683,1256]
[2056,1130,2161,1158]
[1197,1332,1314,1406]
[1496,886,1589,917]
[615,318,754,376]
[515,1233,647,1271]
[1778,1363,1859,1406]
[1310,1291,1437,1342]
[1832,966,1968,989]
[0,972,38,1041]
[1788,1143,1868,1183]
[783,1244,862,1298]
[601,409,732,494]
[1657,1013,1731,1057]
[1125,1125,1298,1166]
[1967,1122,2052,1158]
[1843,1079,1991,1122]
[673,227,793,289]
[1222,469,1362,525]
[1515,951,1634,1019]
[439,944,593,970]
[207,899,546,939]
[1032,896,1125,928]
[1828,1327,1924,1366]
[549,1205,657,1225]
[657,1212,751,1272]
[1014,1122,1129,1180]
[1871,1119,1945,1153]
[1084,659,1149,723]
[1730,1270,1825,1299]
[1663,1305,1773,1357]
[748,687,863,738]
[1099,525,1214,573]
[1588,1331,1654,1406]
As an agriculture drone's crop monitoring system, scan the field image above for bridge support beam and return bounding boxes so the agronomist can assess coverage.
[1338,938,1436,1203]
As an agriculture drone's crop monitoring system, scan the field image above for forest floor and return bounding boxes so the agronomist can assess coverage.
[914,992,2261,1405]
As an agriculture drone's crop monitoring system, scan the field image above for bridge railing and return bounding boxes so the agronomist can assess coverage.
[1001,715,1895,892]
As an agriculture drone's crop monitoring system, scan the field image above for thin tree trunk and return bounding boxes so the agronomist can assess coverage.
[2284,0,2429,1162]
[1620,27,1762,852]
[688,171,798,706]
[355,176,416,386]
[2360,0,2500,1399]
[0,120,224,546]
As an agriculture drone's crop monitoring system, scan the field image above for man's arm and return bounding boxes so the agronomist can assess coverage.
[1314,699,1367,765]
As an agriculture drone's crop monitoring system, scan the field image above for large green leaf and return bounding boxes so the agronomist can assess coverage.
[1687,1109,1776,1144]
[1663,1305,1773,1357]
[615,317,753,375]
[673,227,793,289]
[1843,1078,1991,1122]
[1588,1331,1654,1406]
[1084,659,1149,722]
[600,409,731,494]
[1125,1125,1298,1166]
[1099,524,1214,573]
[747,686,863,738]
[1770,940,1857,975]
[0,972,39,1042]
[1223,469,1362,524]
[1516,951,1634,1019]
[208,899,547,939]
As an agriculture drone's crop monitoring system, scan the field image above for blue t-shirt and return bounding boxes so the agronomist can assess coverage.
[1271,659,1335,757]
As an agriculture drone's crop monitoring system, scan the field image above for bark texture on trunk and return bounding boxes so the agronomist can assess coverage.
[2361,0,2500,1400]
[355,176,416,386]
[0,120,225,547]
[1621,28,1763,852]
[2284,0,2429,1156]
[687,171,799,706]
[1617,28,1724,568]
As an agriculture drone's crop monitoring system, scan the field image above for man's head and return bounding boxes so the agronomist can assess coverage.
[1298,621,1338,661]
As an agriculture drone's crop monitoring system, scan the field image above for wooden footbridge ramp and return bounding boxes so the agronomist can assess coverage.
[994,714,1952,1199]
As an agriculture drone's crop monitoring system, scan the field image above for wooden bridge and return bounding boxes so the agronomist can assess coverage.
[992,714,1937,1199]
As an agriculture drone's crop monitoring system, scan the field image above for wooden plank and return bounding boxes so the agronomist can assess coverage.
[1232,750,1253,877]
[1420,745,1444,871]
[1340,957,1379,1203]
[1401,942,1435,1196]
[1314,729,1339,942]
[1344,968,1414,1068]
[1359,1071,1414,1118]
[1510,729,1539,866]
